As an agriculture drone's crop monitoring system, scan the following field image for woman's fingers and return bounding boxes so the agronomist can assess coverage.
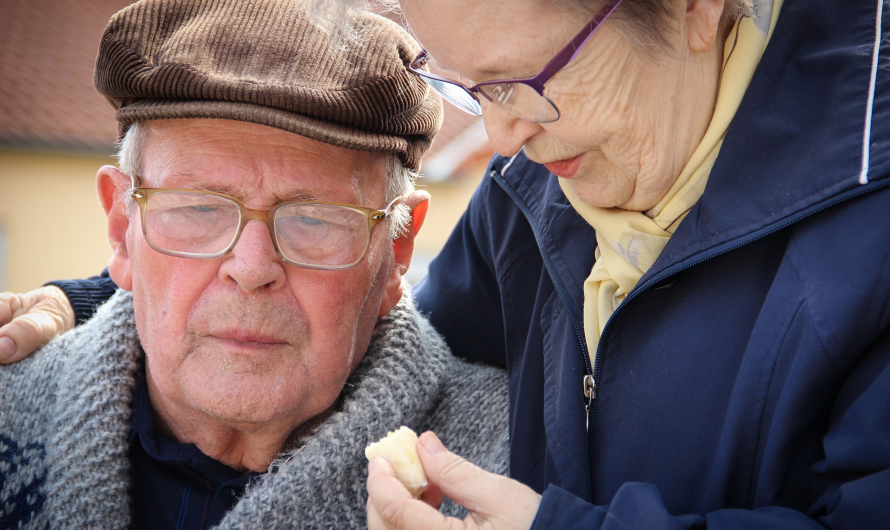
[419,481,445,510]
[416,432,541,529]
[367,496,387,530]
[0,286,75,363]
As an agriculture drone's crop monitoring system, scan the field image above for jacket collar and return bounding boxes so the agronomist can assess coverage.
[493,0,890,291]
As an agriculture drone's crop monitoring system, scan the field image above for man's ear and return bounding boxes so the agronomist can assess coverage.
[97,165,134,291]
[377,190,431,317]
[686,0,725,53]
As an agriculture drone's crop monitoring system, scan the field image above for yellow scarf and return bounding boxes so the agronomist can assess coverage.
[559,1,784,369]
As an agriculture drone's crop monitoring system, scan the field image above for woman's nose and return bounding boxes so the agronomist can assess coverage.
[480,101,545,157]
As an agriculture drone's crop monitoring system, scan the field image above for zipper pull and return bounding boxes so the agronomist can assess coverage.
[583,375,596,432]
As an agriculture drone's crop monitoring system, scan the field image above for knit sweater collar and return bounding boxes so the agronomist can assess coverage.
[44,289,452,529]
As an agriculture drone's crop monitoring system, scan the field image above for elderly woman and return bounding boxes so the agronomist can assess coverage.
[2,0,889,528]
[362,0,890,528]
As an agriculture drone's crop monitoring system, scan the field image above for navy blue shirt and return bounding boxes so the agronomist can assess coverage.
[129,368,259,530]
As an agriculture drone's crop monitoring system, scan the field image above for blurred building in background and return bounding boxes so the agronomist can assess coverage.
[0,0,493,292]
[0,0,128,292]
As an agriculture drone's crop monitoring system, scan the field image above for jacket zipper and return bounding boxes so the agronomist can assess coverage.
[492,166,601,438]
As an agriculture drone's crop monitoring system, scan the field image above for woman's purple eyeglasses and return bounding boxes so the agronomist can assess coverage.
[408,0,624,123]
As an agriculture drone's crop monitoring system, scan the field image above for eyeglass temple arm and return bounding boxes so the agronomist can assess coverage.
[529,0,624,91]
[414,50,429,67]
[372,196,403,221]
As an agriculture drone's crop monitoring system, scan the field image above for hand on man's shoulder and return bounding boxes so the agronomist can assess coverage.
[0,286,75,364]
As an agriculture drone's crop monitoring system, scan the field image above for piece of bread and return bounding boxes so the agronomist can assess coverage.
[365,426,429,497]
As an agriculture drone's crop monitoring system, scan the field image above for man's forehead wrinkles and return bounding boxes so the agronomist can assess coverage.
[349,168,370,205]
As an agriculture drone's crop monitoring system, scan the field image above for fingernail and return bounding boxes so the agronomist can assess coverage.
[369,457,390,474]
[0,336,16,361]
[420,432,446,455]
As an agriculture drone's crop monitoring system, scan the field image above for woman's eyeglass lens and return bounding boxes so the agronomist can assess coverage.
[420,75,483,115]
[410,66,561,123]
[478,83,560,123]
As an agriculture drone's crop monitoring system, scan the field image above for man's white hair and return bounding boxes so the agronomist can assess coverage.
[306,0,394,40]
[116,122,415,240]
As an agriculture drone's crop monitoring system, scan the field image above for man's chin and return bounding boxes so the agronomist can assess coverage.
[186,378,310,427]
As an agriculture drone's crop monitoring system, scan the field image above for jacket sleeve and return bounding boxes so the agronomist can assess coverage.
[45,269,119,325]
[413,170,507,368]
[532,327,890,530]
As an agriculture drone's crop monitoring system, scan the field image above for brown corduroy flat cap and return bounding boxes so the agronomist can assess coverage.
[94,0,442,171]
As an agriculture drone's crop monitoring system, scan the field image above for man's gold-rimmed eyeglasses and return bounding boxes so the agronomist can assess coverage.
[130,187,399,270]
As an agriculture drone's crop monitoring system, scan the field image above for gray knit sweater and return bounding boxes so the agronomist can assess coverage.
[0,291,509,529]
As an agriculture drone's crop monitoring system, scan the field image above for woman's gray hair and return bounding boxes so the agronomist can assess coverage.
[564,0,755,54]
[116,122,415,240]
[306,0,754,54]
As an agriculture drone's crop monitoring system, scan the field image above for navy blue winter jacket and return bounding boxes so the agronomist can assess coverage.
[49,0,890,528]
[413,1,890,528]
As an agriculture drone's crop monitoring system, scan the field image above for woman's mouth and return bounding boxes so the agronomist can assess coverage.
[544,153,584,179]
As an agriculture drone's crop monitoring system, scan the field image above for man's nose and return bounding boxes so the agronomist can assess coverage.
[481,102,544,157]
[218,220,287,292]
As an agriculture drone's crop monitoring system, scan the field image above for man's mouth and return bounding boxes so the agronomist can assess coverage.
[210,330,289,349]
[543,153,584,179]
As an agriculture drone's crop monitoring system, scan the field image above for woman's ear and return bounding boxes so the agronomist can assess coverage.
[97,165,134,291]
[686,0,725,53]
[377,190,431,317]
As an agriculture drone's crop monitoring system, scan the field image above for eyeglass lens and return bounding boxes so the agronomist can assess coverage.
[144,192,239,255]
[418,71,561,123]
[142,191,371,267]
[477,83,559,123]
[421,75,483,115]
[274,204,367,267]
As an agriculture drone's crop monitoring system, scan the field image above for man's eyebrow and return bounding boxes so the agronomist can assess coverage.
[167,176,320,202]
[272,190,321,203]
[198,185,320,203]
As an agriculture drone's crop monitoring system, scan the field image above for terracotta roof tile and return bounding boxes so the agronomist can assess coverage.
[0,0,132,152]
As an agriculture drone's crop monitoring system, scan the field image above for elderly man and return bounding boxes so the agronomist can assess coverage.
[0,1,508,528]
